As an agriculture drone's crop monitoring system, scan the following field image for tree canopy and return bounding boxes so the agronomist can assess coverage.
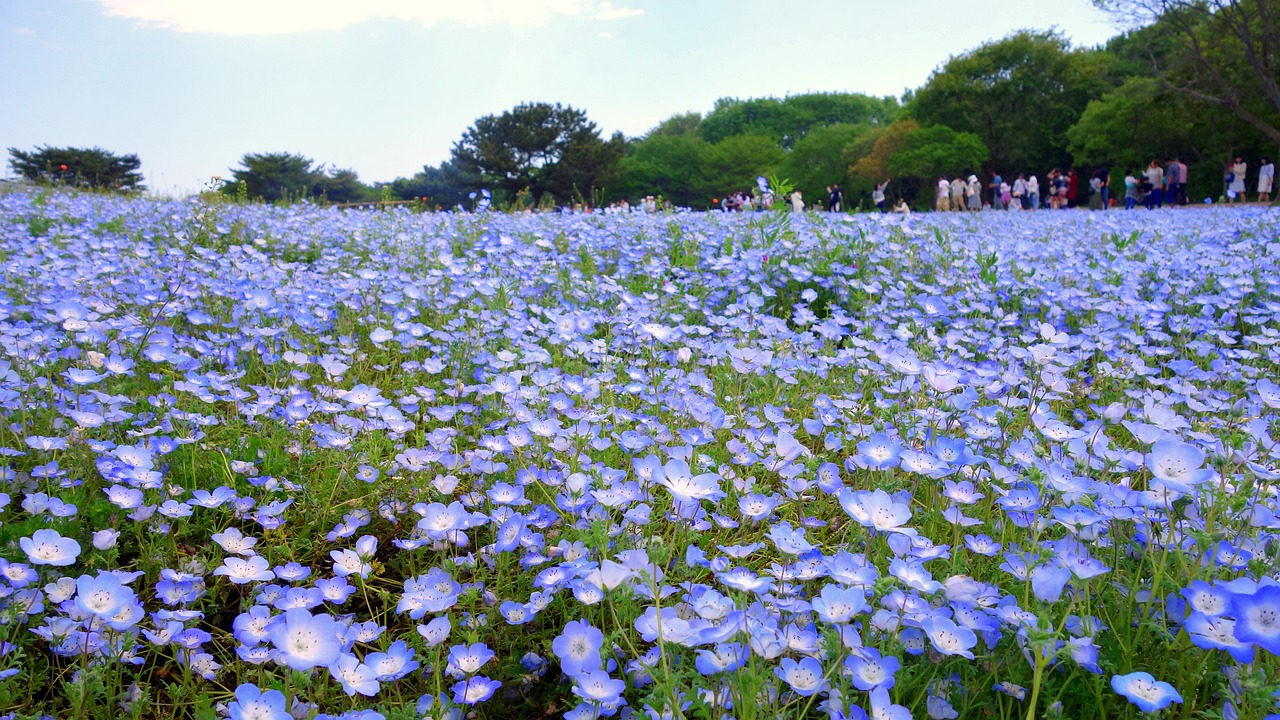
[7,146,144,192]
[450,102,625,205]
[909,30,1112,173]
[222,153,372,203]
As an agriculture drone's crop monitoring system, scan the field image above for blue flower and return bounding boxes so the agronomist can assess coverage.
[452,675,501,705]
[552,620,604,676]
[1111,671,1182,712]
[20,529,80,566]
[1230,584,1280,655]
[775,656,826,697]
[267,609,342,671]
[920,615,978,659]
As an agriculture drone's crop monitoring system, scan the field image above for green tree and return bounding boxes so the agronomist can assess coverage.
[699,93,899,148]
[909,30,1112,173]
[224,152,317,202]
[1067,76,1271,199]
[1094,0,1280,147]
[384,161,478,209]
[700,134,785,199]
[7,145,144,192]
[779,123,875,204]
[614,134,709,207]
[313,167,373,204]
[451,102,624,205]
[888,125,989,180]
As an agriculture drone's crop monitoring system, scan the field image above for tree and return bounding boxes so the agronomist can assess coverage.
[648,112,702,138]
[1067,76,1271,199]
[888,125,989,179]
[850,120,920,203]
[614,134,709,207]
[313,167,372,204]
[7,145,144,191]
[1093,0,1280,147]
[451,102,624,205]
[699,93,899,148]
[224,152,317,202]
[700,134,785,198]
[909,31,1113,173]
[779,123,875,203]
[385,161,478,209]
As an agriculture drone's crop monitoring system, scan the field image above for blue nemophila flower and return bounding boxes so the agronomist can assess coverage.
[1230,584,1280,655]
[553,620,604,676]
[920,616,978,659]
[573,668,626,705]
[20,528,80,566]
[838,488,913,534]
[776,656,826,697]
[812,583,868,624]
[75,571,138,621]
[452,675,501,705]
[214,555,275,585]
[446,642,495,679]
[416,616,451,647]
[1146,436,1215,493]
[851,433,903,470]
[328,654,380,697]
[227,683,288,720]
[844,648,900,691]
[267,609,342,671]
[1111,671,1183,712]
[870,686,912,720]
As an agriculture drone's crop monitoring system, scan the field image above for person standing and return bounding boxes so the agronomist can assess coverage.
[936,176,951,212]
[1123,169,1137,210]
[1027,173,1040,210]
[1097,166,1110,209]
[790,189,804,212]
[950,176,966,211]
[1143,160,1164,209]
[1256,157,1272,204]
[872,178,890,212]
[989,173,1004,210]
[1229,156,1247,204]
[1164,157,1182,208]
[1012,174,1028,209]
[966,175,981,211]
[1067,169,1080,209]
[828,184,843,212]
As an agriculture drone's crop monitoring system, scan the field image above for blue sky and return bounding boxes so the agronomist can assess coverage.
[1,1,1122,195]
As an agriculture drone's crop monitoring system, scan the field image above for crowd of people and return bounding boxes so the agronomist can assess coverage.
[916,155,1274,213]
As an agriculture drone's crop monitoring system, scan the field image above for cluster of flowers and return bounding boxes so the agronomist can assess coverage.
[0,187,1278,719]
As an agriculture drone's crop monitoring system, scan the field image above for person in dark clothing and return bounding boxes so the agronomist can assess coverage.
[828,184,842,212]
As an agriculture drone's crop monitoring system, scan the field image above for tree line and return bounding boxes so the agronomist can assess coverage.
[9,0,1279,209]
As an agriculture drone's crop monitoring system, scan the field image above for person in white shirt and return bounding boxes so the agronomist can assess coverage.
[936,177,951,212]
[790,190,804,213]
[1027,174,1040,210]
[966,175,981,211]
[872,179,890,212]
[1258,157,1273,204]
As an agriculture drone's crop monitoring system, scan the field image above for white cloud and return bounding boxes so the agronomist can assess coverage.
[96,0,642,35]
[10,26,36,35]
[596,2,644,21]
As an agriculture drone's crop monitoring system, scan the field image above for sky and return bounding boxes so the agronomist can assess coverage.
[1,1,1124,195]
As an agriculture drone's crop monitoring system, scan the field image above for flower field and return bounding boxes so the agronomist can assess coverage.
[1,186,1278,720]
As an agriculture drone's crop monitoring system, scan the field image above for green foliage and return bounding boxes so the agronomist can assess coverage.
[909,30,1113,172]
[221,152,373,204]
[7,145,145,192]
[887,124,989,180]
[450,102,625,206]
[615,133,710,207]
[698,92,899,148]
[384,160,480,209]
[700,134,785,197]
[779,123,875,204]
